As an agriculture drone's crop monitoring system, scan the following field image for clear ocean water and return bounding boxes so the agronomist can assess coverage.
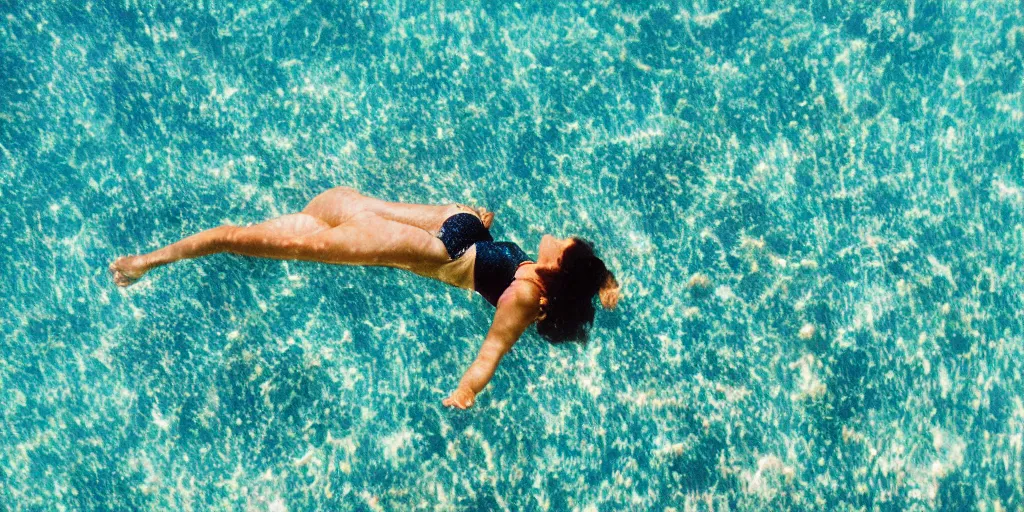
[2,1,1022,510]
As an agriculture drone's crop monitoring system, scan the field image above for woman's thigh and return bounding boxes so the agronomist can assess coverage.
[365,200,463,236]
[302,186,374,227]
[302,186,460,235]
[297,212,451,270]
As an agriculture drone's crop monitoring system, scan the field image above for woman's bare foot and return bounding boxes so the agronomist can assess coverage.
[109,256,148,287]
[455,204,495,229]
[476,207,495,229]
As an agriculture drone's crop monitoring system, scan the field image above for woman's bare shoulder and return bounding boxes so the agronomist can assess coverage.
[495,280,543,323]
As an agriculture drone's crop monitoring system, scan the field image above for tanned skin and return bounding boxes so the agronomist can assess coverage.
[110,187,619,409]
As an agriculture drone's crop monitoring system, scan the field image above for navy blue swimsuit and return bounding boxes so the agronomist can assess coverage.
[437,213,531,306]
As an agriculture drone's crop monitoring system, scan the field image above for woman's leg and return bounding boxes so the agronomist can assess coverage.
[303,186,494,235]
[109,211,452,286]
[369,200,495,235]
[305,213,452,270]
[109,213,330,286]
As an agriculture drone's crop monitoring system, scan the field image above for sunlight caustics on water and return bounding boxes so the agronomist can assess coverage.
[1,0,1023,509]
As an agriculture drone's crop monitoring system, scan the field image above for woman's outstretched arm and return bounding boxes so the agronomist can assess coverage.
[443,284,540,409]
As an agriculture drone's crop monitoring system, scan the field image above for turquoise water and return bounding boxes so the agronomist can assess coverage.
[2,0,1023,509]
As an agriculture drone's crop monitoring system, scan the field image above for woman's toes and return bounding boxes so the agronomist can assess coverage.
[467,206,495,228]
[454,204,495,228]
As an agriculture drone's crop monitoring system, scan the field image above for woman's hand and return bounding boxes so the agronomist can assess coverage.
[443,285,534,411]
[443,385,476,409]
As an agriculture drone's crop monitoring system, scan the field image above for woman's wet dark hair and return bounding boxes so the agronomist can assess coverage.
[535,237,614,344]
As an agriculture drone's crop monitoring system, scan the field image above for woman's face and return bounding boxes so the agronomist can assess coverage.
[537,235,574,269]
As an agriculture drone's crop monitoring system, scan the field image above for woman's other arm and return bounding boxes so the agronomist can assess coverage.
[443,283,540,409]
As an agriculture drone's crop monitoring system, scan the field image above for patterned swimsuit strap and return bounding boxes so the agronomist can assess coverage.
[515,261,547,294]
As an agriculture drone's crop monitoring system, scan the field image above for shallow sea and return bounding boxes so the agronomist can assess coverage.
[2,1,1023,510]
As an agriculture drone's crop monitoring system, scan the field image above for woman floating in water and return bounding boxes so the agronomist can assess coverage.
[110,187,620,409]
